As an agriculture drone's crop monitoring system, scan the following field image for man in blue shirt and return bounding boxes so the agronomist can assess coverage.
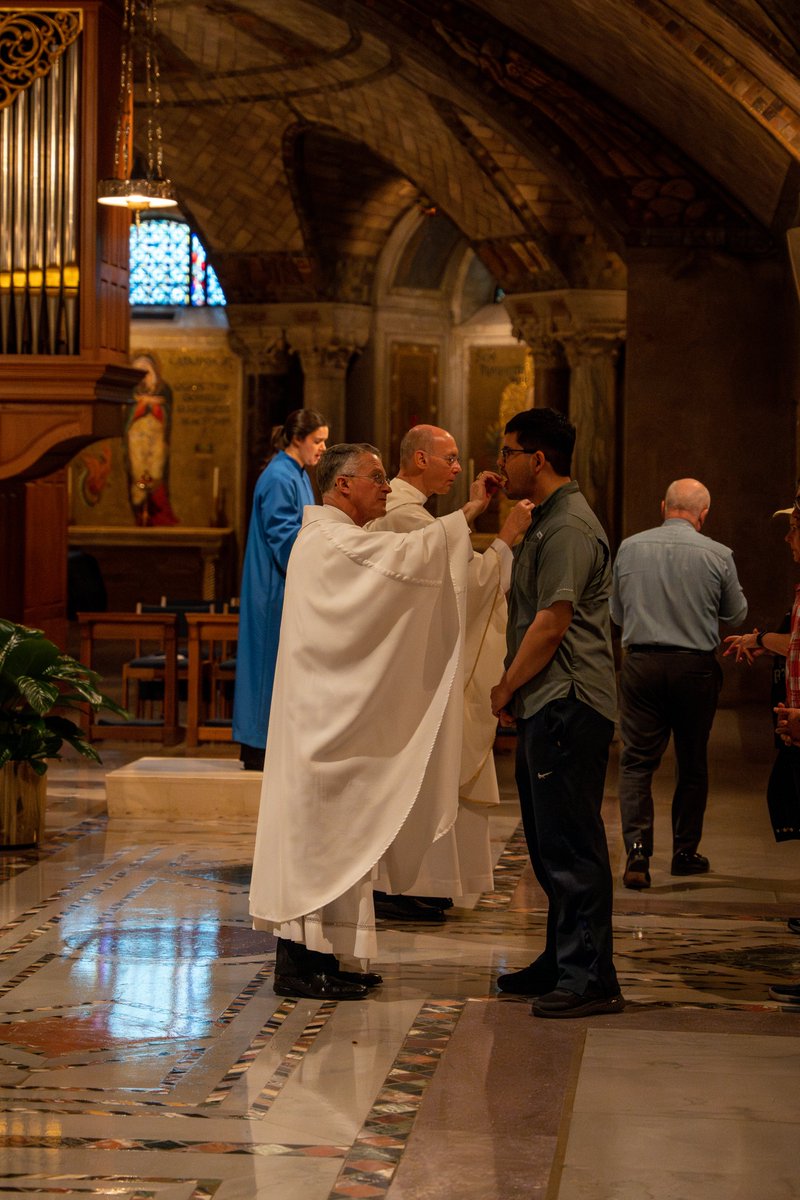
[610,480,748,888]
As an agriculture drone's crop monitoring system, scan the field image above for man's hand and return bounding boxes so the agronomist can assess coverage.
[491,674,515,725]
[497,499,534,547]
[474,470,503,498]
[775,703,800,746]
[723,629,764,664]
[462,475,494,525]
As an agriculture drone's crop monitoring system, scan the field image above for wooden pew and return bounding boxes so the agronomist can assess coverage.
[77,611,180,744]
[185,612,239,747]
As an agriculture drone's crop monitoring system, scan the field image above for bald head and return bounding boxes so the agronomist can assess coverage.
[397,424,462,497]
[399,425,445,468]
[663,478,710,529]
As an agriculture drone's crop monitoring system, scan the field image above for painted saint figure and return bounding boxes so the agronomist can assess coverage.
[124,353,180,526]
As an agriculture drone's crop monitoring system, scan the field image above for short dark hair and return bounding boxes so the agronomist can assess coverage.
[504,408,575,476]
[317,443,381,494]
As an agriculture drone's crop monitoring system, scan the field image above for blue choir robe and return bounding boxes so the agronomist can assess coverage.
[232,451,314,749]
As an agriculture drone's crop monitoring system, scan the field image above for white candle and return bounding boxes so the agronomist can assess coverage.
[212,466,220,507]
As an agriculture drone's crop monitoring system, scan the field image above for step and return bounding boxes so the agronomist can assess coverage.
[105,757,262,822]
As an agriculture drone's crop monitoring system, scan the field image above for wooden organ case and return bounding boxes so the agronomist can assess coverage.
[0,3,139,645]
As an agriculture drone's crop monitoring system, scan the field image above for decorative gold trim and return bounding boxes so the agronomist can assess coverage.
[0,10,82,110]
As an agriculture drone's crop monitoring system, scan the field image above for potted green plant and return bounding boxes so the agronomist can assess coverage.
[0,618,127,847]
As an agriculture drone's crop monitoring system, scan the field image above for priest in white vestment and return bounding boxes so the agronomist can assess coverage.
[369,425,532,904]
[248,443,496,1000]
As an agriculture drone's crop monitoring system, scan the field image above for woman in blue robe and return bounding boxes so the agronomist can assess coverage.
[233,409,329,767]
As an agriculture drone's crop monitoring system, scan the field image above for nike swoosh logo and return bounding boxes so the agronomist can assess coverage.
[537,771,553,780]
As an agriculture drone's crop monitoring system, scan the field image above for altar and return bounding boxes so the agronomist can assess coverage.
[67,525,236,609]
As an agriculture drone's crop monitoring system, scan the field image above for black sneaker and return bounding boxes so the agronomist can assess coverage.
[768,981,800,1002]
[623,843,650,889]
[670,851,710,876]
[496,962,558,995]
[531,987,625,1019]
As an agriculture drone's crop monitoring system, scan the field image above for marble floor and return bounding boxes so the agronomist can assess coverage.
[2,705,800,1199]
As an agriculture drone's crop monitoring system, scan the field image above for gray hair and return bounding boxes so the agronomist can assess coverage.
[318,443,381,494]
[664,478,710,518]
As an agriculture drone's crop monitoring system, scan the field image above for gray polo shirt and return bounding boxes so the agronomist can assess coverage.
[506,480,617,723]
[610,518,748,650]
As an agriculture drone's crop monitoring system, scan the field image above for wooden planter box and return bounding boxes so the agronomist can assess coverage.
[0,762,47,847]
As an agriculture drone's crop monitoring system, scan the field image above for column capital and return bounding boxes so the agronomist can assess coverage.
[226,305,291,374]
[227,302,372,374]
[504,289,627,358]
[283,303,372,376]
[503,292,561,361]
[560,330,624,370]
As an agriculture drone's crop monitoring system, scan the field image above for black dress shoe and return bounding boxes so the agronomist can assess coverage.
[373,893,446,922]
[274,972,369,1000]
[670,850,710,876]
[623,843,650,889]
[336,970,382,988]
[497,962,558,995]
[531,987,625,1019]
[412,896,454,910]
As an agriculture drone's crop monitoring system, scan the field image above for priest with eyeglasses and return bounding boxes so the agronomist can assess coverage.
[249,441,511,1000]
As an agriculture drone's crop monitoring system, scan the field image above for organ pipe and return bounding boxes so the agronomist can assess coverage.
[0,35,81,355]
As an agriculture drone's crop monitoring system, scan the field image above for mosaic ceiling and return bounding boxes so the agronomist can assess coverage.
[138,0,800,303]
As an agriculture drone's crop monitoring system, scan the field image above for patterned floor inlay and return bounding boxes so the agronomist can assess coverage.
[473,822,529,911]
[328,999,466,1199]
[2,727,799,1198]
[0,817,109,884]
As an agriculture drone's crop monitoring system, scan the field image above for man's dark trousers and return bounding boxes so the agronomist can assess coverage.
[619,649,722,856]
[515,693,618,997]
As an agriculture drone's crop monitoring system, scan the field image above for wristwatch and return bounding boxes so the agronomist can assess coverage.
[755,630,767,648]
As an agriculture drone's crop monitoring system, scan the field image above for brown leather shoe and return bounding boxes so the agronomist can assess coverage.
[623,844,650,889]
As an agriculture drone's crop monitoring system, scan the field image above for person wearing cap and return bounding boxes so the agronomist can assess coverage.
[611,479,748,890]
[724,496,800,996]
[724,496,799,673]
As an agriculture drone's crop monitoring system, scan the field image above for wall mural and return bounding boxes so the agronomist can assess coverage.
[69,336,239,531]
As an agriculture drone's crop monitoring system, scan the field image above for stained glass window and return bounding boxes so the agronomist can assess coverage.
[130,219,226,306]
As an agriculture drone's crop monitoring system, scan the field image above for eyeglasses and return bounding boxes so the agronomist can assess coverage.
[341,472,390,486]
[425,453,461,466]
[499,447,539,463]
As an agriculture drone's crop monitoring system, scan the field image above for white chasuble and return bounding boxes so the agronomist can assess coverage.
[248,503,472,934]
[368,479,509,897]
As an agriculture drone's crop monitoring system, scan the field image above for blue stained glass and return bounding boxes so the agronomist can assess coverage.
[206,263,226,306]
[130,220,226,307]
[130,221,190,305]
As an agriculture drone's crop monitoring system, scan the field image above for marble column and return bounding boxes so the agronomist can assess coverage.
[503,295,570,413]
[505,289,626,544]
[561,332,623,546]
[550,293,625,545]
[226,307,294,506]
[294,339,357,439]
